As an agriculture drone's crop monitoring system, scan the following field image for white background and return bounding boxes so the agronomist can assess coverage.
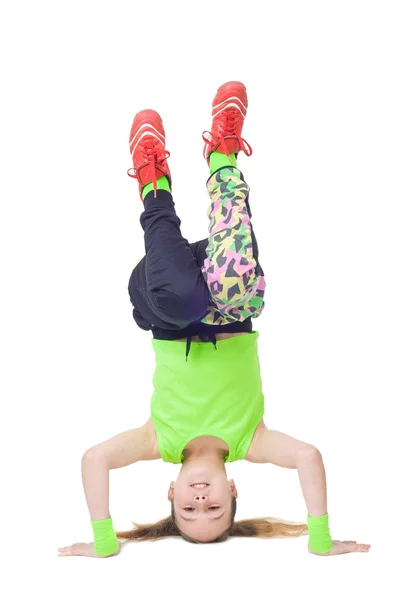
[1,0,399,598]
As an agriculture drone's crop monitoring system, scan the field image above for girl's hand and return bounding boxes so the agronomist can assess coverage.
[310,540,371,556]
[58,541,121,558]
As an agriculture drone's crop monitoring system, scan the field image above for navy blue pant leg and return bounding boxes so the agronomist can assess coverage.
[128,190,210,330]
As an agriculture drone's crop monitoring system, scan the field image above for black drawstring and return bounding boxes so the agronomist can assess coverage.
[185,335,191,361]
[185,333,217,361]
[210,333,217,351]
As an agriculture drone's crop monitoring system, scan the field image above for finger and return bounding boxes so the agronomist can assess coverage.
[356,544,371,552]
[70,543,87,552]
[343,542,369,553]
[342,540,357,545]
[63,545,81,555]
[59,548,85,557]
[344,541,357,550]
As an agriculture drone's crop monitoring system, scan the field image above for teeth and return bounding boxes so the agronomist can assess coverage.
[192,484,208,489]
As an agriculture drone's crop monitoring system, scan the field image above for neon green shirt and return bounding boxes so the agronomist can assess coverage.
[150,332,264,463]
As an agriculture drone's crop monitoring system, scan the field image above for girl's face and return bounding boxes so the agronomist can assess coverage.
[168,464,238,542]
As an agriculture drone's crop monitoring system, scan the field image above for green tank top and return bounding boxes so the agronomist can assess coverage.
[150,332,264,463]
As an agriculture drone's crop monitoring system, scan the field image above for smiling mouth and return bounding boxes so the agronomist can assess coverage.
[190,483,210,488]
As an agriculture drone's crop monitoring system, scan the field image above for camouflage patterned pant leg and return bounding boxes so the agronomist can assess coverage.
[200,166,265,324]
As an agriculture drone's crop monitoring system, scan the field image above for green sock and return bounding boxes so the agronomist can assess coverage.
[142,176,171,199]
[209,151,237,174]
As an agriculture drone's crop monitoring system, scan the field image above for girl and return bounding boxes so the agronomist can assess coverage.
[58,81,370,558]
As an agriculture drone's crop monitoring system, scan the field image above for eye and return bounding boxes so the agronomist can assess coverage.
[209,506,220,510]
[184,507,194,512]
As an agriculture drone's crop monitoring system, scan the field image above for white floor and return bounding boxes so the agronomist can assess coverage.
[10,533,395,600]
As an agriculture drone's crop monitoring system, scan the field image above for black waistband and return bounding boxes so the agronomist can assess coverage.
[151,317,252,340]
[152,318,253,360]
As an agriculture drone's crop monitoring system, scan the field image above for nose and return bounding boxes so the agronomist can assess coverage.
[193,492,208,502]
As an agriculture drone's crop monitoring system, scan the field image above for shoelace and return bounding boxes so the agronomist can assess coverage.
[127,138,170,194]
[202,110,253,157]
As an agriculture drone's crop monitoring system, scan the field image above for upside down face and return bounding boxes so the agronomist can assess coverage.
[168,463,238,542]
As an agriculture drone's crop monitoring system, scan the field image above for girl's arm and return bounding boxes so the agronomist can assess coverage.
[247,429,327,515]
[246,427,370,556]
[81,419,159,520]
[58,419,159,558]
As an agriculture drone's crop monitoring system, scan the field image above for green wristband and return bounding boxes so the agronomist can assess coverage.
[307,513,333,554]
[91,516,119,556]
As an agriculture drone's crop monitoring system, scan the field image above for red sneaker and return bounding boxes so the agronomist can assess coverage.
[202,81,253,165]
[127,109,171,201]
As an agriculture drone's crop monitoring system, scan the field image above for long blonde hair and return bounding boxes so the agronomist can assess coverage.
[116,498,308,544]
